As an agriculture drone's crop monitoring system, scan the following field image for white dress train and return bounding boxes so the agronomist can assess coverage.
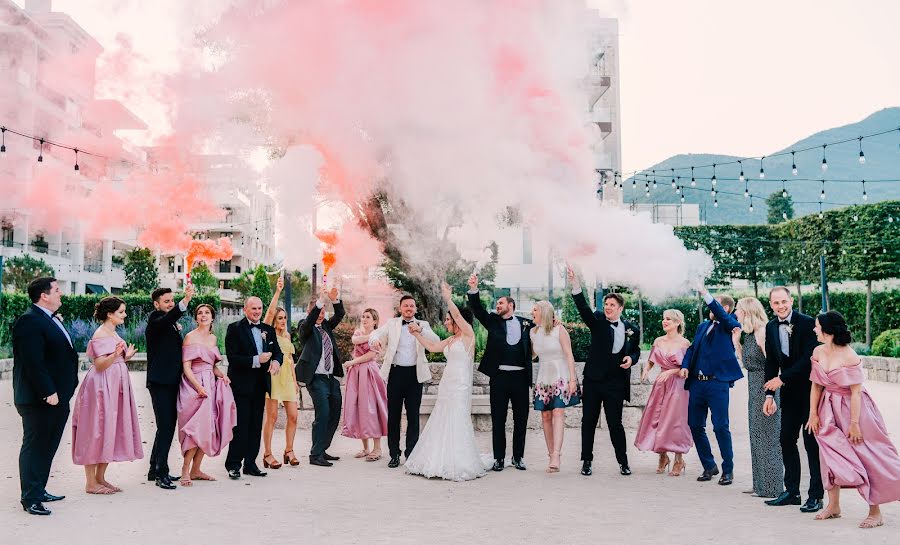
[404,338,493,481]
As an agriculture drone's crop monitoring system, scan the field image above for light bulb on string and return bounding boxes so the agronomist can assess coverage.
[749,196,754,213]
[791,151,797,175]
[73,149,79,172]
[0,126,6,154]
[818,203,824,219]
[853,214,859,222]
[782,180,787,198]
[680,194,685,203]
[759,156,766,178]
[744,181,749,198]
[711,163,717,186]
[820,180,825,201]
[858,137,866,164]
[671,168,676,188]
[37,138,44,162]
[713,198,718,208]
[739,160,744,182]
[782,212,788,220]
[821,145,828,171]
[690,166,696,187]
[862,180,867,201]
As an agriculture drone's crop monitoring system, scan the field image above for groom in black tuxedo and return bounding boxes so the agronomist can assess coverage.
[568,269,641,477]
[224,296,283,479]
[13,277,79,515]
[763,286,823,513]
[145,284,194,490]
[467,274,533,471]
[297,287,345,467]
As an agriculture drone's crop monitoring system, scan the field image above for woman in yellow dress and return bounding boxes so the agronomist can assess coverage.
[261,275,301,468]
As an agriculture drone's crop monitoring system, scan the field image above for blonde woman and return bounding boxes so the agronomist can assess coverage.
[531,300,580,473]
[261,275,301,469]
[733,297,782,498]
[635,309,692,476]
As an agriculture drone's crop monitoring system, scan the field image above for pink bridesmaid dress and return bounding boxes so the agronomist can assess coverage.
[341,332,388,439]
[71,335,143,465]
[177,344,237,457]
[634,346,693,454]
[811,359,900,505]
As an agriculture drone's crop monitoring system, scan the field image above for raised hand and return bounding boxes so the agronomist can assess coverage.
[328,287,339,302]
[275,274,285,292]
[440,281,452,301]
[125,343,138,361]
[183,283,195,303]
[467,274,478,291]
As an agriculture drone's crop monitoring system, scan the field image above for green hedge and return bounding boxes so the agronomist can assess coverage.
[872,329,900,358]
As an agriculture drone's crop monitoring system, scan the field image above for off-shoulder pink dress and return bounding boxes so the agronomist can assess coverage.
[71,335,143,465]
[634,346,693,454]
[810,359,900,505]
[177,344,237,456]
[341,330,388,440]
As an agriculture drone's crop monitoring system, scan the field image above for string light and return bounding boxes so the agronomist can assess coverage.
[744,180,749,198]
[711,163,717,186]
[37,138,44,162]
[0,126,6,154]
[782,212,788,220]
[821,145,828,171]
[791,151,797,175]
[818,202,824,219]
[862,180,867,201]
[713,198,718,208]
[858,137,866,164]
[73,149,79,172]
[759,156,765,178]
[671,168,676,188]
[691,166,696,187]
[820,180,826,200]
[749,195,754,213]
[782,180,787,198]
[739,160,744,182]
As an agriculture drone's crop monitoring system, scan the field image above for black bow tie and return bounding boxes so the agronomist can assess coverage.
[51,312,62,320]
[250,323,261,329]
[779,320,790,325]
[504,316,516,322]
[608,321,619,327]
[402,320,414,326]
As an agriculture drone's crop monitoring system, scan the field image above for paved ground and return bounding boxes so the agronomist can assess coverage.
[1,372,898,545]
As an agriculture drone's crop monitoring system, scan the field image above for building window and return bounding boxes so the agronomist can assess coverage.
[168,257,176,273]
[1,219,13,247]
[219,260,231,273]
[235,265,241,274]
[522,226,533,265]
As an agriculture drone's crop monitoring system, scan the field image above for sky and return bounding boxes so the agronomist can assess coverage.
[15,0,900,173]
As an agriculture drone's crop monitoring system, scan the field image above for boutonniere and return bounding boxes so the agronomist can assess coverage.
[785,324,794,337]
[261,331,268,341]
[175,323,183,331]
[625,329,634,338]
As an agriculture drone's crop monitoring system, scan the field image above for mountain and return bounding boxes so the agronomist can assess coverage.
[623,108,900,224]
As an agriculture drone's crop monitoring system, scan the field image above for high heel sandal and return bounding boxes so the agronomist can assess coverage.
[263,453,282,469]
[669,458,685,477]
[366,449,383,462]
[546,452,561,473]
[283,450,300,466]
[656,454,671,474]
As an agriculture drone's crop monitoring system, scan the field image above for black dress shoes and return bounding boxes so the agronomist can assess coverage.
[42,493,65,502]
[243,466,267,477]
[511,458,527,471]
[765,491,802,506]
[309,455,333,467]
[148,471,179,482]
[581,461,593,476]
[227,469,241,480]
[718,473,733,485]
[620,464,632,476]
[492,459,504,472]
[23,502,51,516]
[387,456,400,468]
[155,476,177,490]
[800,498,824,512]
[697,467,720,481]
[323,452,340,461]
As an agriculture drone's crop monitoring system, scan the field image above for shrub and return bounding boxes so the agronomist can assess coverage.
[871,329,900,358]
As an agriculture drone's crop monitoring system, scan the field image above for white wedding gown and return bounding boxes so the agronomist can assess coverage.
[404,338,493,481]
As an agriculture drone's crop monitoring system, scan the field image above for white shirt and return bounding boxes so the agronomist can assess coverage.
[572,287,624,353]
[37,305,73,347]
[393,321,418,367]
[778,311,793,357]
[702,293,718,337]
[249,319,263,368]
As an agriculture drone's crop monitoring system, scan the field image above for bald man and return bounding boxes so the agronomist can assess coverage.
[224,296,283,480]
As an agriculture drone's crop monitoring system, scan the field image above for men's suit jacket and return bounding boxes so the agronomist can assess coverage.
[145,304,186,387]
[763,311,818,398]
[225,317,283,397]
[682,297,744,389]
[370,317,439,384]
[12,305,79,406]
[467,292,534,382]
[296,301,345,385]
[572,291,641,400]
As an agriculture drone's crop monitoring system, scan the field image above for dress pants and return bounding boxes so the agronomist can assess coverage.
[780,388,823,499]
[688,379,734,473]
[17,403,70,505]
[148,383,178,477]
[489,370,530,461]
[580,379,628,465]
[308,374,342,457]
[226,380,267,472]
[387,366,423,458]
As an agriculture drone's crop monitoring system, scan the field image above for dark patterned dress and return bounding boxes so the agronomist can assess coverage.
[742,333,783,497]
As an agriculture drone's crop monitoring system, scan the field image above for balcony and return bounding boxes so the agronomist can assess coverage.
[587,71,611,110]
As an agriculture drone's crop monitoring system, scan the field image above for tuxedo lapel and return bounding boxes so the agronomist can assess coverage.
[33,305,74,350]
[241,318,259,355]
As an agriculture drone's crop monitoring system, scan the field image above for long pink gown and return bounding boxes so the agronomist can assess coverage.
[71,335,143,465]
[634,346,693,454]
[341,331,388,440]
[811,359,900,505]
[177,344,237,456]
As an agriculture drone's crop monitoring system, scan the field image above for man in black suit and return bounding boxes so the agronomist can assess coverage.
[224,296,283,479]
[568,268,641,477]
[145,284,194,490]
[467,274,533,471]
[12,277,79,516]
[762,286,823,513]
[296,286,345,467]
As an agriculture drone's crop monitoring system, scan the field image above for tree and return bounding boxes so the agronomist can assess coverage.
[230,270,254,299]
[766,190,795,224]
[1,255,55,292]
[287,270,312,308]
[249,264,273,302]
[124,247,159,293]
[189,262,219,295]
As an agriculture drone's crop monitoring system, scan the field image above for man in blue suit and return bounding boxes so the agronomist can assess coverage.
[678,285,743,485]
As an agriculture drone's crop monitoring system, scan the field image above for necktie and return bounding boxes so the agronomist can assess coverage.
[318,325,333,373]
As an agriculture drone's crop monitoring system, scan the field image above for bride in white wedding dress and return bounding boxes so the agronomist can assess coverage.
[405,282,493,481]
